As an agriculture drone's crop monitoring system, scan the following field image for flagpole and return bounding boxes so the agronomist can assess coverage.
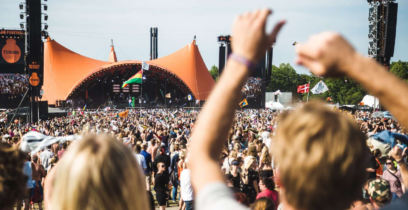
[306,80,310,102]
[140,70,143,109]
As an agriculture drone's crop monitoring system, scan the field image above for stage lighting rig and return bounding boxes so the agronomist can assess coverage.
[367,0,398,66]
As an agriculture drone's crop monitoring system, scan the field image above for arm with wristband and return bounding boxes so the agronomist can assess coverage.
[189,8,285,201]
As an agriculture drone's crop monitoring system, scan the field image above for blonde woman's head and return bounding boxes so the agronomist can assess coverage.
[272,101,368,210]
[49,134,149,210]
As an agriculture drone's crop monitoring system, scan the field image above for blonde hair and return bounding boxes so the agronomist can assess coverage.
[250,197,275,210]
[272,101,368,210]
[229,150,238,159]
[50,134,149,210]
[260,147,271,165]
[247,143,257,157]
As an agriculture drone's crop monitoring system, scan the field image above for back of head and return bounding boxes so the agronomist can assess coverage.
[251,197,275,210]
[272,101,368,210]
[367,178,392,207]
[50,134,149,210]
[0,143,26,209]
[135,143,142,154]
[261,177,275,191]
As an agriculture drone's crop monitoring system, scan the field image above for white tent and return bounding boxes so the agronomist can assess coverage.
[361,95,379,108]
[265,101,284,110]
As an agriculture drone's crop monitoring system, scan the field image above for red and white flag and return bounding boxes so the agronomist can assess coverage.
[297,83,310,93]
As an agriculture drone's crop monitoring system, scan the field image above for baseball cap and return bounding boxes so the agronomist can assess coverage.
[367,179,392,204]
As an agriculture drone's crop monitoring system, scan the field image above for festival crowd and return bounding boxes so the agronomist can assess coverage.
[242,77,263,98]
[0,74,28,95]
[1,8,408,210]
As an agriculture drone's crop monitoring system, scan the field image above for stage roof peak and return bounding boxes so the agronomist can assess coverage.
[109,39,117,62]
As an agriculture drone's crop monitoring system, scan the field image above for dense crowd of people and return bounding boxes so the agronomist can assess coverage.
[0,74,28,95]
[0,106,407,210]
[1,7,408,210]
[242,77,263,98]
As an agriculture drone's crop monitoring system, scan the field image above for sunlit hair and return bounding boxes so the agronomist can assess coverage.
[272,101,368,210]
[50,134,149,210]
[260,147,271,165]
[248,143,257,157]
[250,197,275,210]
[0,143,26,209]
[229,150,238,159]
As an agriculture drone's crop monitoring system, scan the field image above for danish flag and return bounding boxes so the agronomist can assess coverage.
[297,83,310,94]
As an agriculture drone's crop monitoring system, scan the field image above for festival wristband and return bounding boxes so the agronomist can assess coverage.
[228,53,257,70]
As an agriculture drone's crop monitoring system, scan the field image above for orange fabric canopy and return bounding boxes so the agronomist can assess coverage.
[147,40,215,101]
[43,38,214,104]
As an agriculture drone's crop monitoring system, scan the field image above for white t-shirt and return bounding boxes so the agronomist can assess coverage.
[196,182,248,210]
[39,149,54,171]
[180,169,193,201]
[134,153,147,175]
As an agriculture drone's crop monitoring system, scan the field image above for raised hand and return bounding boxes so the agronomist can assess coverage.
[231,9,285,63]
[295,32,357,77]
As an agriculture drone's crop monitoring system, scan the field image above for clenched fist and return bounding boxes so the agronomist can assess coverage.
[295,32,357,77]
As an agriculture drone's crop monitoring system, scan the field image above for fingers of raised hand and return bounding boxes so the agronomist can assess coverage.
[268,20,286,45]
[253,9,272,28]
[295,42,323,60]
[296,55,325,76]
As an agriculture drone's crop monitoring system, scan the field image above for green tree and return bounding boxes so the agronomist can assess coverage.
[209,65,219,81]
[323,78,365,104]
[265,63,365,104]
[266,63,299,93]
[390,61,408,82]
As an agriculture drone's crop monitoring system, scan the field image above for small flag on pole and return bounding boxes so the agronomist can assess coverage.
[142,62,150,71]
[311,80,329,94]
[239,98,248,108]
[297,83,310,94]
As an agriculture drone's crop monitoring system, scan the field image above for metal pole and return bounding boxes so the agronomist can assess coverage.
[306,81,310,102]
[8,88,30,128]
[140,81,143,109]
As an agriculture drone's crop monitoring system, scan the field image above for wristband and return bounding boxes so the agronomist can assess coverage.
[228,53,257,70]
[396,159,404,164]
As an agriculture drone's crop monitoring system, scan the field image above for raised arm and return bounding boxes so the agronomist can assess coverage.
[390,146,408,189]
[295,32,408,128]
[189,9,285,193]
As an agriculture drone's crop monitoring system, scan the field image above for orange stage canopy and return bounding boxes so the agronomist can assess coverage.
[43,38,215,104]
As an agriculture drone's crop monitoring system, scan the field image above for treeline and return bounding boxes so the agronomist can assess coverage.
[209,61,408,105]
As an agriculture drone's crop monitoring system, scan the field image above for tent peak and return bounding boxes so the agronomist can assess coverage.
[192,35,197,45]
[109,39,117,62]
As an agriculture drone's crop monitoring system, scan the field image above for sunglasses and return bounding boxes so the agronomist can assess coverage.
[386,162,393,165]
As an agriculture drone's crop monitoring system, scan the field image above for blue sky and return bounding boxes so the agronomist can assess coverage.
[1,0,407,74]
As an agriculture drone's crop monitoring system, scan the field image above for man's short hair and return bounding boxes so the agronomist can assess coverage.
[135,144,142,153]
[261,177,275,191]
[272,101,369,210]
